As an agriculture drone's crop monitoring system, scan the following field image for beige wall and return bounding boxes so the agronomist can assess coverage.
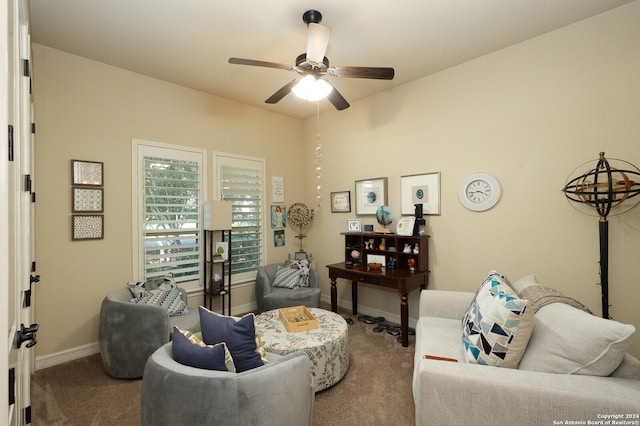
[33,1,639,362]
[304,2,640,357]
[32,45,304,359]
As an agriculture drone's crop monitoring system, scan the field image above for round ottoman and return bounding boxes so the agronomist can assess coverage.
[255,307,349,392]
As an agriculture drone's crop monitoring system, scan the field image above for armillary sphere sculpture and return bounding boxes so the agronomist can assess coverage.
[287,202,315,258]
[562,152,640,318]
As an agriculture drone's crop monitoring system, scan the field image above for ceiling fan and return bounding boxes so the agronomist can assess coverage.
[228,10,395,111]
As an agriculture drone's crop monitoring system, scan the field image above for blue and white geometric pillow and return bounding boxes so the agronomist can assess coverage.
[462,273,534,368]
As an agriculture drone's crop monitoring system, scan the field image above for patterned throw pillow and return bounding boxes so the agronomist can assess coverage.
[172,327,236,372]
[272,259,311,288]
[198,306,267,372]
[462,272,534,368]
[135,287,189,317]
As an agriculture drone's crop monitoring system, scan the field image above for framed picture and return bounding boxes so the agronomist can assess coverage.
[273,229,285,247]
[347,219,361,232]
[270,205,286,228]
[72,187,104,213]
[400,172,441,215]
[355,177,387,215]
[72,160,103,186]
[330,191,351,213]
[72,215,104,240]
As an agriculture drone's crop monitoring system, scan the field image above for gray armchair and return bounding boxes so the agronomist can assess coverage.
[255,262,321,312]
[98,287,200,379]
[141,343,315,426]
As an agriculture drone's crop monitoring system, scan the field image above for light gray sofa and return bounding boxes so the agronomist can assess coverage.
[99,287,200,378]
[413,289,640,426]
[141,342,315,426]
[255,262,321,312]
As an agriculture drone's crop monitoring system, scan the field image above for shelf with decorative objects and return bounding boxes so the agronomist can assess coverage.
[342,232,428,273]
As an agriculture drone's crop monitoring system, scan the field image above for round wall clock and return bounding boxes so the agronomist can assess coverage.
[458,173,501,212]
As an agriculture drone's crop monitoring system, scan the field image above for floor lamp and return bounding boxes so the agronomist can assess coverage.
[562,152,640,318]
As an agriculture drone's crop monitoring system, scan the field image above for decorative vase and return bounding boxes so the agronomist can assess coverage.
[379,238,386,251]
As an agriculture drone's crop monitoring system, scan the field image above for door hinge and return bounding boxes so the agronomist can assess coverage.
[23,59,30,77]
[8,124,14,161]
[16,323,39,349]
[25,405,32,424]
[31,261,36,272]
[24,175,32,193]
[31,192,36,203]
[31,122,36,134]
[24,274,40,307]
[9,367,15,405]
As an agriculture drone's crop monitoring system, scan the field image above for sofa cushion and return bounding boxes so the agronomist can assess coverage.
[171,327,236,372]
[518,302,635,376]
[198,307,267,372]
[462,272,534,368]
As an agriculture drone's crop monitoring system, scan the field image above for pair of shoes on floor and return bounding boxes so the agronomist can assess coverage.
[358,315,385,324]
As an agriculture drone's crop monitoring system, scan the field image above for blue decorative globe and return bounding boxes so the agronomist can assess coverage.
[376,205,393,227]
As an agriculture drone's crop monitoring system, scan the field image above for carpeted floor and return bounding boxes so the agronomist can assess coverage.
[32,306,416,425]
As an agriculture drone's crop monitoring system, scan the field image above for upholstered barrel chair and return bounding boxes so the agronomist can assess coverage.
[98,287,200,378]
[255,262,321,313]
[141,343,315,426]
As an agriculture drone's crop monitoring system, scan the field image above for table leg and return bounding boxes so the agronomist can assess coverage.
[330,278,338,313]
[400,292,409,347]
[351,281,358,314]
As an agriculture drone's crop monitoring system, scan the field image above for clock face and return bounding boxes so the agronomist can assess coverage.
[465,179,492,203]
[459,173,501,211]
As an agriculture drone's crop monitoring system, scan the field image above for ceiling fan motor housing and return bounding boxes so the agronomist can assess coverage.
[303,10,322,25]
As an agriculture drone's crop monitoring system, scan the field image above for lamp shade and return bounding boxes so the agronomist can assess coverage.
[204,201,232,230]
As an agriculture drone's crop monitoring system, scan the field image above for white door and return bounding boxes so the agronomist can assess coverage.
[3,1,36,424]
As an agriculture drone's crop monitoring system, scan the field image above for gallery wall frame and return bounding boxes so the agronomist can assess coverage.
[72,187,104,213]
[355,177,387,215]
[330,191,351,213]
[400,172,441,215]
[72,214,104,240]
[71,159,104,186]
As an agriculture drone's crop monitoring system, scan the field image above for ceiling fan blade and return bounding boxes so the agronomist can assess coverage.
[265,79,299,104]
[326,81,350,111]
[328,66,395,80]
[229,57,293,71]
[306,23,331,63]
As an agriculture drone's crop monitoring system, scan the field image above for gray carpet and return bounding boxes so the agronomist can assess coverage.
[32,308,416,425]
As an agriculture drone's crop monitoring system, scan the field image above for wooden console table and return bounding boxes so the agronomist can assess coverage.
[326,262,428,347]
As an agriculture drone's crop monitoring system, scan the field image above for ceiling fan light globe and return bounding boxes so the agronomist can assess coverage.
[292,76,333,101]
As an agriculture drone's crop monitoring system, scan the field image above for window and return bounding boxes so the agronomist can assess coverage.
[214,153,265,282]
[133,140,206,289]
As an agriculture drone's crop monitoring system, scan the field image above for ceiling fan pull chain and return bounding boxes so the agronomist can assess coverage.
[315,102,322,209]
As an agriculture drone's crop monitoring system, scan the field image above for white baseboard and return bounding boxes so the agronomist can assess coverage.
[35,341,100,371]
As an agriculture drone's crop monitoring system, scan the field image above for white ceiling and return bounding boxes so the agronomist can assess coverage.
[29,0,634,120]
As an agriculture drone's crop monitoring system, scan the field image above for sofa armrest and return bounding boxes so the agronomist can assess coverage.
[414,359,640,426]
[418,290,474,320]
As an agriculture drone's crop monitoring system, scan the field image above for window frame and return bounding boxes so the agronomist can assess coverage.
[213,151,266,284]
[132,139,207,293]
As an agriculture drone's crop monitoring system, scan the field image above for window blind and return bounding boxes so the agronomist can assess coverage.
[143,156,201,284]
[220,164,262,276]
